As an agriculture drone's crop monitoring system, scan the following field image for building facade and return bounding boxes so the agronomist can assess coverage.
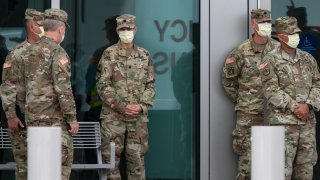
[1,0,320,179]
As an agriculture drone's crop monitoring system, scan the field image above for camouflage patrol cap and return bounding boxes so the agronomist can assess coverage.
[25,9,44,26]
[251,9,271,22]
[44,8,70,27]
[275,16,301,34]
[116,14,136,30]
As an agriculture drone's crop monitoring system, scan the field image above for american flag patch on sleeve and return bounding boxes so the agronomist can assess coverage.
[59,57,69,65]
[3,62,11,68]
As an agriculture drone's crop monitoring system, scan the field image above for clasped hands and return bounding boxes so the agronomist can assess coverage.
[294,103,311,121]
[124,104,142,118]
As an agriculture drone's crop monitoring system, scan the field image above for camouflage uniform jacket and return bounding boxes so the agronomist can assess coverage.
[222,37,280,114]
[260,47,320,124]
[96,41,156,122]
[0,40,30,119]
[20,36,76,124]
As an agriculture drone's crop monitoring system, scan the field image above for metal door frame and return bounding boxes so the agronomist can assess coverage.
[200,0,210,179]
[52,0,212,179]
[51,0,60,8]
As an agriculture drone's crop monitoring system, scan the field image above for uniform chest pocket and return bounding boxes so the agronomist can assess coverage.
[127,58,148,81]
[300,61,313,82]
[242,57,260,77]
[242,64,259,77]
[277,68,291,87]
[111,63,125,82]
[127,57,145,69]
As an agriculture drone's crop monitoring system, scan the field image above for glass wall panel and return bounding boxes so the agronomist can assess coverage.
[60,0,200,179]
[0,1,51,179]
[0,0,51,49]
[271,1,320,179]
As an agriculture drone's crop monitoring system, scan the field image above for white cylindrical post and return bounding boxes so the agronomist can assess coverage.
[28,127,61,180]
[251,126,285,180]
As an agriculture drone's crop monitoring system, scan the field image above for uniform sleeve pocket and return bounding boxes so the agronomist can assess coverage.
[224,62,238,78]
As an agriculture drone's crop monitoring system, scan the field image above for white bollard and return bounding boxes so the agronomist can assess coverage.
[251,126,285,180]
[28,127,61,180]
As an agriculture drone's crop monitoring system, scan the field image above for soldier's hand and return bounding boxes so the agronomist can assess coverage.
[124,105,141,117]
[7,117,24,131]
[68,121,79,136]
[294,103,310,121]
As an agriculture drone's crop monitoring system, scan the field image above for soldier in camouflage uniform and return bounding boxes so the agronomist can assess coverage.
[259,16,320,180]
[221,9,280,180]
[19,8,79,180]
[97,14,156,180]
[0,9,44,180]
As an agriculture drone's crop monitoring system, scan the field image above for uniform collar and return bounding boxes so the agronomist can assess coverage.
[24,39,31,46]
[249,35,270,54]
[280,48,301,63]
[117,41,138,57]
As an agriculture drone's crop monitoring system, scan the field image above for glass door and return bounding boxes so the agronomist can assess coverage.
[0,0,51,50]
[58,0,200,179]
[0,1,51,179]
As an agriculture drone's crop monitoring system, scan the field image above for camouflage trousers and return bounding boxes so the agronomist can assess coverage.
[281,124,317,180]
[27,120,73,180]
[233,112,264,180]
[101,119,149,180]
[8,128,27,180]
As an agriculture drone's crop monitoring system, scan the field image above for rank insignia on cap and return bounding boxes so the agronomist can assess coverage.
[116,14,136,30]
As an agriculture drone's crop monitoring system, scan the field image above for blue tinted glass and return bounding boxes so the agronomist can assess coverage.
[61,0,200,179]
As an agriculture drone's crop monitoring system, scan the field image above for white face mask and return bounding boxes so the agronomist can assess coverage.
[32,26,45,38]
[59,32,65,45]
[286,33,300,48]
[257,22,272,37]
[38,26,45,38]
[119,30,134,43]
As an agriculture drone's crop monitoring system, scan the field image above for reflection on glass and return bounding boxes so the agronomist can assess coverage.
[286,1,320,63]
[0,0,51,49]
[65,0,200,179]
